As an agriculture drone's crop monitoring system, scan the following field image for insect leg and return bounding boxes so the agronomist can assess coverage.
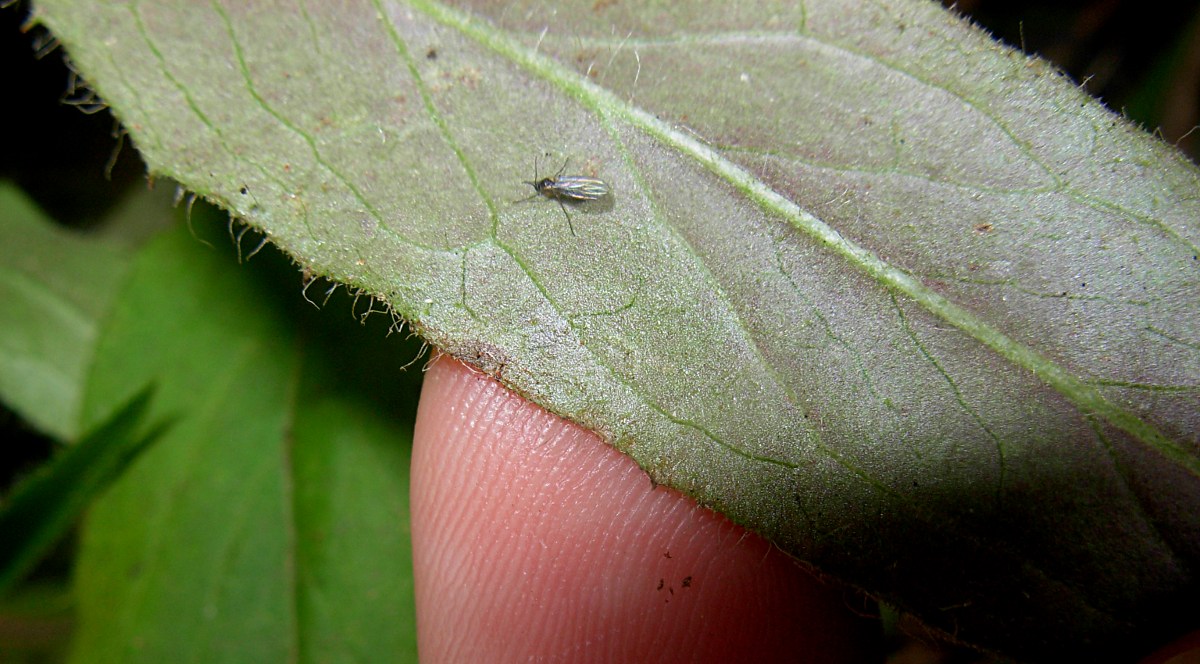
[557,200,575,236]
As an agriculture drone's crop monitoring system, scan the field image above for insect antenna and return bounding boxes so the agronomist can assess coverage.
[517,152,547,202]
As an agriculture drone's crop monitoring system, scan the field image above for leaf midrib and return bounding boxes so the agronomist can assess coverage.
[408,0,1198,476]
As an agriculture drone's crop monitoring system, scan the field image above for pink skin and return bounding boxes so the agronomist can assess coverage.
[411,356,880,663]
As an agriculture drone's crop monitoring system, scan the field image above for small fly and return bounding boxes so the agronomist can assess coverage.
[522,154,610,235]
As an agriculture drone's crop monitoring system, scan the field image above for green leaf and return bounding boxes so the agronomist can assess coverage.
[0,386,169,595]
[69,218,418,663]
[0,178,420,659]
[0,181,132,440]
[32,0,1200,660]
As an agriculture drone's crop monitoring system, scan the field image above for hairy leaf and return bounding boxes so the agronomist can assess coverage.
[32,0,1200,659]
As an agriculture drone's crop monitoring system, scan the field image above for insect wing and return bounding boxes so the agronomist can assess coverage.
[553,176,610,201]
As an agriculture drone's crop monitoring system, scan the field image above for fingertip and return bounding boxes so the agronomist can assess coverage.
[411,356,878,662]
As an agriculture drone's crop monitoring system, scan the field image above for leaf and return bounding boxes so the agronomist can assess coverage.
[0,386,169,595]
[69,217,419,663]
[0,181,133,440]
[0,181,420,658]
[31,0,1200,660]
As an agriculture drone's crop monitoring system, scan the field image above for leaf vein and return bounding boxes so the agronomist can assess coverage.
[893,292,1007,502]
